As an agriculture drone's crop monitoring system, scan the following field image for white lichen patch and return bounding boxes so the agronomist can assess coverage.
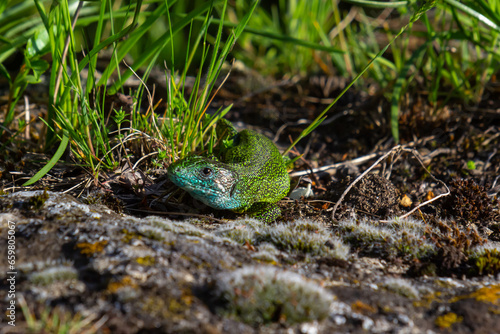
[380,277,420,299]
[214,266,334,325]
[7,190,49,200]
[385,216,428,233]
[7,190,114,219]
[120,244,158,260]
[18,259,74,274]
[45,194,91,215]
[29,266,78,286]
[0,213,23,227]
[186,238,237,268]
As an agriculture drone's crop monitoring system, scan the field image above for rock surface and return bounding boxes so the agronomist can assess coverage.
[1,191,499,333]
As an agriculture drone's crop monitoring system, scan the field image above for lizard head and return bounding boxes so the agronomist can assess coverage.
[168,156,240,210]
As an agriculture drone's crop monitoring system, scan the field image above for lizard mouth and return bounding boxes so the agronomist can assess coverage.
[169,172,245,210]
[169,172,225,196]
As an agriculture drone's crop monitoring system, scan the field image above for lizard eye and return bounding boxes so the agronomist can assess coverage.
[200,167,213,178]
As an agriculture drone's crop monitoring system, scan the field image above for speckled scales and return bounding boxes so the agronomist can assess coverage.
[225,130,290,207]
[168,122,290,222]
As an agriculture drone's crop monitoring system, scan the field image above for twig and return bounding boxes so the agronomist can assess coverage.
[133,151,159,170]
[389,147,450,220]
[331,146,451,222]
[290,152,379,178]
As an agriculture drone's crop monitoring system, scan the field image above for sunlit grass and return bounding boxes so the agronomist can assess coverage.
[1,0,499,185]
[0,0,257,186]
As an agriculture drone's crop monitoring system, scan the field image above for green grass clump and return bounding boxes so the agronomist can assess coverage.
[227,0,500,144]
[3,0,500,181]
[1,0,258,187]
[18,295,104,333]
[214,266,334,325]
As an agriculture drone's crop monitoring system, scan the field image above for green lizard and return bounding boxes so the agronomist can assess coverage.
[168,119,290,222]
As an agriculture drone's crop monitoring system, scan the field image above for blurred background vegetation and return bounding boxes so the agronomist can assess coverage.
[0,0,499,182]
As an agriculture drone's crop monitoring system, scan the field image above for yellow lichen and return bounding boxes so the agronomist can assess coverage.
[468,284,500,305]
[136,256,155,266]
[413,291,444,308]
[451,284,500,306]
[141,289,194,320]
[435,312,463,329]
[121,229,142,243]
[351,300,377,314]
[107,276,137,293]
[75,240,108,256]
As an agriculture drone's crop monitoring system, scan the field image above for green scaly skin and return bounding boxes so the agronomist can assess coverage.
[168,120,290,222]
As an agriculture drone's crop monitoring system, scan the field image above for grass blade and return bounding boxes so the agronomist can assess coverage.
[23,135,69,186]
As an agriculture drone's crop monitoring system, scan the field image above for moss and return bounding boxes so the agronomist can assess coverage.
[469,245,500,276]
[28,189,49,210]
[251,243,281,264]
[145,217,207,237]
[82,192,124,213]
[137,225,173,241]
[75,240,108,257]
[408,262,438,277]
[216,219,350,260]
[214,266,334,325]
[442,178,493,224]
[435,312,463,329]
[426,220,486,274]
[338,218,435,260]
